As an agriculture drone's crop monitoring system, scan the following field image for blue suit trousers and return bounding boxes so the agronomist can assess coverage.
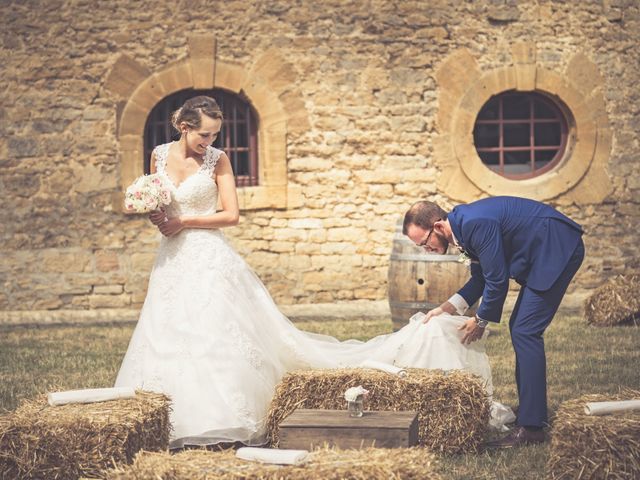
[509,239,585,427]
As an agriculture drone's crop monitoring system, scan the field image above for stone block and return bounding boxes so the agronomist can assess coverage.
[104,54,150,99]
[280,91,310,133]
[188,34,216,88]
[511,42,536,65]
[327,227,368,243]
[251,48,298,92]
[307,229,328,242]
[214,60,248,92]
[273,228,308,242]
[155,60,194,98]
[269,241,296,253]
[295,243,322,255]
[415,27,448,40]
[118,100,149,137]
[320,242,357,255]
[288,158,332,172]
[41,250,92,273]
[32,297,64,310]
[353,169,403,184]
[131,253,156,272]
[89,294,131,308]
[487,4,520,22]
[515,64,537,91]
[73,163,116,193]
[8,136,40,159]
[288,218,323,229]
[286,185,304,209]
[129,75,167,112]
[93,284,124,294]
[566,52,605,96]
[237,185,287,209]
[435,48,480,97]
[95,250,120,272]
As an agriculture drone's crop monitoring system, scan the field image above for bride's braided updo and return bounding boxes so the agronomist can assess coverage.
[171,96,223,132]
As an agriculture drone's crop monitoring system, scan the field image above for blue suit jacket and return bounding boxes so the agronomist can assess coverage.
[447,196,583,323]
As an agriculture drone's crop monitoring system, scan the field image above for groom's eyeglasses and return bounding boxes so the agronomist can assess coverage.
[418,219,441,252]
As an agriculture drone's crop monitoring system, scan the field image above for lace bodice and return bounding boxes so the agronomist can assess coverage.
[153,142,222,217]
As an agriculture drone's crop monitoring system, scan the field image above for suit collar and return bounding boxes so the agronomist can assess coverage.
[447,208,465,249]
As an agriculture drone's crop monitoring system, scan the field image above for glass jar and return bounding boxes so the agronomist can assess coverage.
[347,395,364,417]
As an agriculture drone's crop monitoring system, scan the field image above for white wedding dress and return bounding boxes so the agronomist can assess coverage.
[115,143,509,449]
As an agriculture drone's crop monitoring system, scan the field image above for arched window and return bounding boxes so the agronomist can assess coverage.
[473,91,568,179]
[144,88,259,186]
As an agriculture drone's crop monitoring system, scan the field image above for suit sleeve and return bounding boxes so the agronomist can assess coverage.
[457,219,509,323]
[457,262,484,309]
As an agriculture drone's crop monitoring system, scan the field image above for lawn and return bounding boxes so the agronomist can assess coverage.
[1,315,638,479]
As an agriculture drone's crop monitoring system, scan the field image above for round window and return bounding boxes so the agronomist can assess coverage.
[473,91,569,179]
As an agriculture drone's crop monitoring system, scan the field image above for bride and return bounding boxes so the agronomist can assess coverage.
[115,95,506,449]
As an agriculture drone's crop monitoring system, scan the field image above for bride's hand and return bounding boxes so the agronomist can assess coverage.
[158,216,184,237]
[149,208,166,226]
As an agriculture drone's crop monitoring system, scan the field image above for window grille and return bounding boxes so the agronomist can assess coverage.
[473,92,568,179]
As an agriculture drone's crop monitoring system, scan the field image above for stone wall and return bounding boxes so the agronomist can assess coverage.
[1,0,638,313]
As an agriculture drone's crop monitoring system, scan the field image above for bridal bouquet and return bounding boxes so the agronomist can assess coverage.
[124,174,172,213]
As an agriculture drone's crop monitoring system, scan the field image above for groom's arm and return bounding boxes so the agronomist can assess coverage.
[456,261,484,312]
[465,219,510,323]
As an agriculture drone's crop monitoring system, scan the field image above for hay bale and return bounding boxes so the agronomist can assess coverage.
[0,390,170,480]
[585,274,640,326]
[105,447,442,479]
[265,368,489,454]
[547,389,640,479]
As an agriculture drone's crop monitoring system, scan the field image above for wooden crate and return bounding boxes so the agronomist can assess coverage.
[279,409,419,450]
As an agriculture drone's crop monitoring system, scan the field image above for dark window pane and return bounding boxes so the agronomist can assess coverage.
[504,149,532,174]
[534,99,557,119]
[479,151,499,165]
[502,94,531,119]
[235,151,249,176]
[503,123,530,147]
[477,97,500,120]
[534,122,561,146]
[474,123,500,148]
[235,105,246,122]
[504,150,531,166]
[237,122,248,146]
[231,121,238,147]
[535,150,558,170]
[213,128,223,149]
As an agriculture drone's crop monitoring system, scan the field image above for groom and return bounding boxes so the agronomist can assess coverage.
[402,196,584,447]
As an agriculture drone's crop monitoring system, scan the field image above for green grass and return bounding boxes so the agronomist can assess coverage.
[1,316,638,479]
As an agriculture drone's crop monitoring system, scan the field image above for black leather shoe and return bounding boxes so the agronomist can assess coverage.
[484,426,545,448]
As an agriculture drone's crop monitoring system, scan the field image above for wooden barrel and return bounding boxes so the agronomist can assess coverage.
[387,219,475,331]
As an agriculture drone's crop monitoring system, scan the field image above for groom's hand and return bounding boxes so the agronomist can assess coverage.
[423,301,456,323]
[458,317,485,344]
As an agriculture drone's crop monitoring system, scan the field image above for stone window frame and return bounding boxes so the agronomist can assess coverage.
[105,35,307,212]
[433,43,612,205]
